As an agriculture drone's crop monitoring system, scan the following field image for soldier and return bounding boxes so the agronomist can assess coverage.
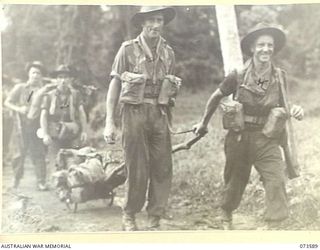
[39,65,88,175]
[193,23,304,225]
[68,65,98,120]
[104,6,180,231]
[4,61,49,191]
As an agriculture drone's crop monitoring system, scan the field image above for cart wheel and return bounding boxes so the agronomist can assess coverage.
[108,191,114,207]
[73,203,78,213]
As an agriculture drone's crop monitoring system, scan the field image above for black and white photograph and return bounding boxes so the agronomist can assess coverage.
[1,3,320,234]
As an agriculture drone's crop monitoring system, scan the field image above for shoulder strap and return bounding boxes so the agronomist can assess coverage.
[234,69,245,100]
[122,39,141,65]
[132,41,141,58]
[233,60,252,100]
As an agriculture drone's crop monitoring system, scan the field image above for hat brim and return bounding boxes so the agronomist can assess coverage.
[241,27,286,56]
[132,7,176,28]
[26,63,46,75]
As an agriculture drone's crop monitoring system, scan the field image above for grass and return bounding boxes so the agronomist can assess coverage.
[3,77,319,232]
[167,78,320,230]
[86,77,320,230]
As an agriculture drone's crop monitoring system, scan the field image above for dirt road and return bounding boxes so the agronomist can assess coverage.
[2,84,320,233]
[1,158,267,233]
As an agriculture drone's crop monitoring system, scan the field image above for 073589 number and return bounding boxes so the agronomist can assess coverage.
[300,244,318,248]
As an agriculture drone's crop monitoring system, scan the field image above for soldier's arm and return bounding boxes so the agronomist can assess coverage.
[106,77,121,125]
[103,77,121,143]
[40,109,49,135]
[27,83,58,120]
[4,85,28,114]
[37,94,52,145]
[40,109,53,145]
[280,70,304,121]
[200,89,224,127]
[104,42,128,142]
[194,72,237,135]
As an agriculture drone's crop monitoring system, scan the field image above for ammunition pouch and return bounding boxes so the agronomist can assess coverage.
[262,107,288,138]
[119,72,146,104]
[158,75,182,106]
[220,100,245,132]
[119,72,182,106]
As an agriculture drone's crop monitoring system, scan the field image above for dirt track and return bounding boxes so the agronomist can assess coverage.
[2,85,320,233]
[1,158,267,233]
[1,159,198,233]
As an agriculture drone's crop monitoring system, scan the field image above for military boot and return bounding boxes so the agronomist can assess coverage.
[147,215,160,231]
[220,208,232,222]
[122,212,137,231]
[218,208,233,230]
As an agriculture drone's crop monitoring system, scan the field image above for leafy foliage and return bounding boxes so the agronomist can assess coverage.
[2,4,320,89]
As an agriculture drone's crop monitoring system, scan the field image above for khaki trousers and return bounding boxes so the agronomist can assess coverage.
[121,103,172,217]
[12,118,47,185]
[222,130,289,221]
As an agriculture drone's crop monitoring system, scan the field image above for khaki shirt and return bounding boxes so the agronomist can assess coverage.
[6,82,43,123]
[41,88,83,123]
[6,82,42,108]
[110,34,175,85]
[219,60,284,116]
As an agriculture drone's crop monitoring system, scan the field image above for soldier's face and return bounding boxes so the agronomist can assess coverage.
[57,74,71,92]
[28,67,42,84]
[142,14,164,39]
[251,35,274,63]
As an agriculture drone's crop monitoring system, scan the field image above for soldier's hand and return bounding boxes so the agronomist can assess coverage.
[104,122,117,144]
[192,122,208,136]
[43,82,58,91]
[34,83,58,98]
[43,134,52,146]
[291,104,304,121]
[80,132,88,143]
[18,106,29,115]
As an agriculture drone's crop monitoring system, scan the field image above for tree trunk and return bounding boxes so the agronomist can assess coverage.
[215,5,243,76]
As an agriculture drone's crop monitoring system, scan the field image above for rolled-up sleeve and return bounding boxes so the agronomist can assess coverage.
[110,44,128,80]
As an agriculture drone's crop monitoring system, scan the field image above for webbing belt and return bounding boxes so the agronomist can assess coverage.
[143,97,158,105]
[244,115,268,125]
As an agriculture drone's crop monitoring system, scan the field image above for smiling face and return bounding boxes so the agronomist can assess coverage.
[141,13,164,40]
[251,35,275,64]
